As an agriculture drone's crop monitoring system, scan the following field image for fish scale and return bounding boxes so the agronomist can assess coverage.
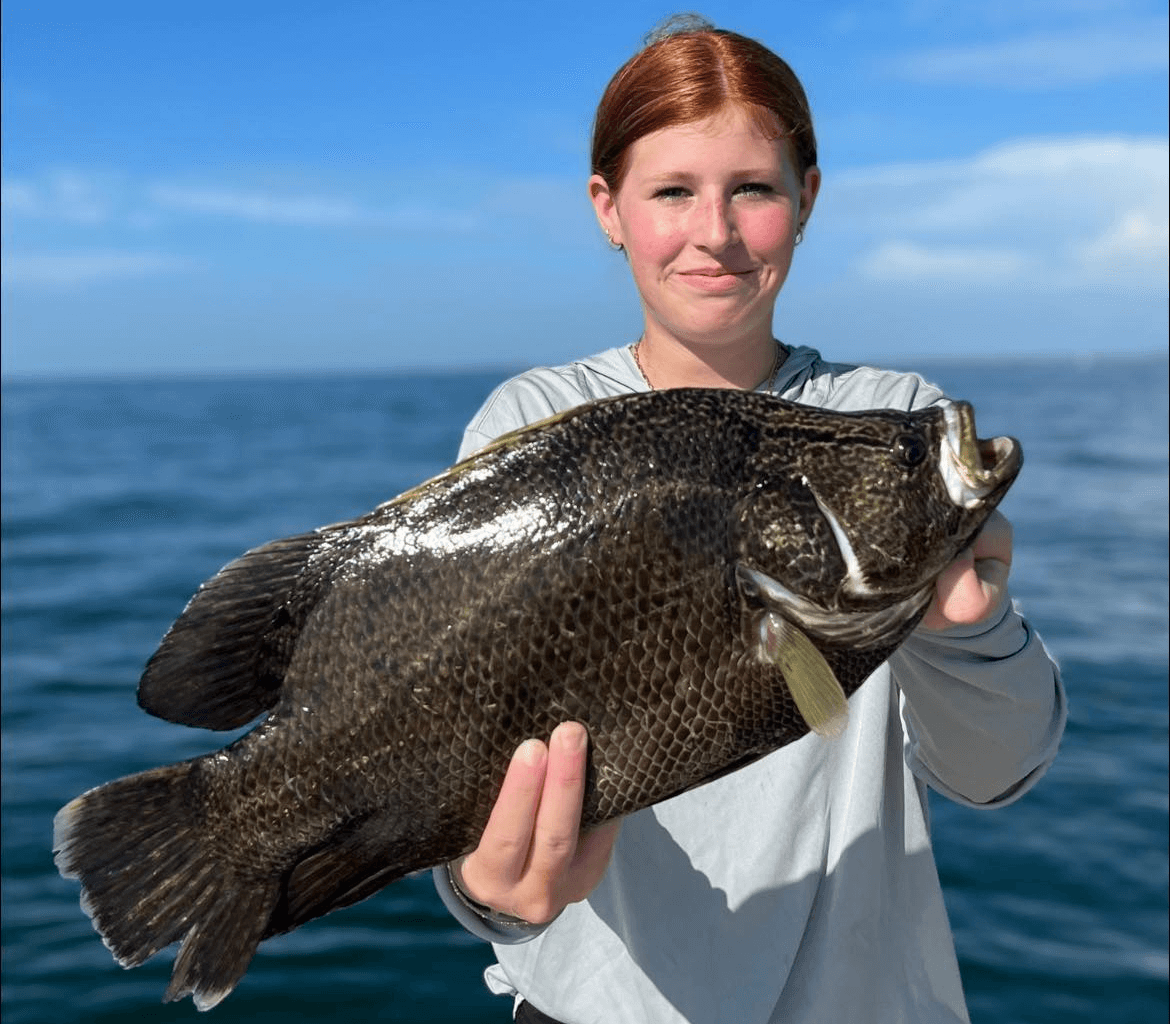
[53,387,1020,1010]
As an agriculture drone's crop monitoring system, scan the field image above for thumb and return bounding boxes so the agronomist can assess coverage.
[922,550,1009,630]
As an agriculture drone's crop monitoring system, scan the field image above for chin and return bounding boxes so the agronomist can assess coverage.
[672,311,772,345]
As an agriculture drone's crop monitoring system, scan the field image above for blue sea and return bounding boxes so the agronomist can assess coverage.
[3,356,1167,1024]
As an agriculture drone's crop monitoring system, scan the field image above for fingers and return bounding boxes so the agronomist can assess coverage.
[970,509,1012,566]
[470,737,549,888]
[528,721,588,866]
[921,511,1014,630]
[457,722,614,924]
[927,554,993,626]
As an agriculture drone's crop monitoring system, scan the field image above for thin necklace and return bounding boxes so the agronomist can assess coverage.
[631,340,784,393]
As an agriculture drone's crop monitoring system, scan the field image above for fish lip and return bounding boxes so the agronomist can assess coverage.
[940,402,1022,509]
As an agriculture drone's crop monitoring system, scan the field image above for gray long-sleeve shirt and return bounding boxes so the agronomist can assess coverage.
[433,345,1065,1024]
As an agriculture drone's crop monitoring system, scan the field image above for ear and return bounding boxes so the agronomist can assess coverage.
[799,166,822,228]
[588,174,622,248]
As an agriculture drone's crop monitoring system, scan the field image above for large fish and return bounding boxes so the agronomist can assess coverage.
[54,388,1021,1009]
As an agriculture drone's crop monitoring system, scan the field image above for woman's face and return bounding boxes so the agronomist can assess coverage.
[590,104,819,352]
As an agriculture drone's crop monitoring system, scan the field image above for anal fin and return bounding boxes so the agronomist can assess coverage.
[266,811,414,938]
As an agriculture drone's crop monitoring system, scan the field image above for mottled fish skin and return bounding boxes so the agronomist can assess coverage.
[53,388,1021,1009]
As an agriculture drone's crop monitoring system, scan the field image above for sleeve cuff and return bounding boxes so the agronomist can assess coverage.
[432,864,550,945]
[897,595,1067,807]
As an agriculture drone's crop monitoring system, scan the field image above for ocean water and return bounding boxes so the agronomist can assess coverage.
[2,356,1166,1024]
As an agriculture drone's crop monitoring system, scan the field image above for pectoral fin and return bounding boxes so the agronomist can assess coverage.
[758,612,849,739]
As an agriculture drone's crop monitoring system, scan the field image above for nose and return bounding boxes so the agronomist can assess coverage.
[694,194,736,252]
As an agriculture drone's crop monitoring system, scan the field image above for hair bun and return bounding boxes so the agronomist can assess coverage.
[644,13,717,46]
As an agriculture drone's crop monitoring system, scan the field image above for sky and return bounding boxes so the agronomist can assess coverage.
[2,0,1167,379]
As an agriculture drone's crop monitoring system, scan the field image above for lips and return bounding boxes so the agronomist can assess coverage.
[676,268,756,292]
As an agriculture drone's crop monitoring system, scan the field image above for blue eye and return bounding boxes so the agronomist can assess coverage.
[736,182,775,196]
[653,186,689,200]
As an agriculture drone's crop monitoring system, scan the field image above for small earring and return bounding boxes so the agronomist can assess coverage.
[605,230,623,251]
[794,224,805,246]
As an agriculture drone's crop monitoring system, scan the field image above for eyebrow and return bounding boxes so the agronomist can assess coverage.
[640,168,784,186]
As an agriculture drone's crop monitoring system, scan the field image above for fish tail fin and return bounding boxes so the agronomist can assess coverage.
[54,762,276,1010]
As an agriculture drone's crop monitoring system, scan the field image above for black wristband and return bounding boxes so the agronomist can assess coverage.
[446,859,540,928]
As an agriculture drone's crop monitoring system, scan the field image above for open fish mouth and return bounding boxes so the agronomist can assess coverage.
[940,401,1022,509]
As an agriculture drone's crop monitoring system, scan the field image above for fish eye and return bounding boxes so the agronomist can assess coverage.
[893,434,927,467]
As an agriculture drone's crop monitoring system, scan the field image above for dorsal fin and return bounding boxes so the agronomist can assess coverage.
[137,529,344,730]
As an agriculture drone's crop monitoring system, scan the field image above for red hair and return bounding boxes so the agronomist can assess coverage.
[591,23,817,193]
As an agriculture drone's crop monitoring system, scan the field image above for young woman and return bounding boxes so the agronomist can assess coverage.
[433,20,1065,1024]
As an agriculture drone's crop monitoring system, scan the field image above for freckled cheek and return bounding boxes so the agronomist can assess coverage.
[739,209,795,261]
[621,209,685,270]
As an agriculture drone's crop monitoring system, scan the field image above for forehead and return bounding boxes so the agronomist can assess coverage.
[623,105,795,180]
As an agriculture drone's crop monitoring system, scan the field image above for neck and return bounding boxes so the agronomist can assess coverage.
[633,331,783,391]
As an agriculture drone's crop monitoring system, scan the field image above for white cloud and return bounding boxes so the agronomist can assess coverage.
[1,171,481,233]
[859,242,1032,281]
[1,251,192,286]
[1,171,119,224]
[817,135,1168,291]
[1077,210,1170,278]
[145,184,480,230]
[0,180,39,211]
[147,184,372,227]
[889,17,1168,87]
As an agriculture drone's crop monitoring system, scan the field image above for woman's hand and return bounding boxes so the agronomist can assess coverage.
[454,721,621,925]
[920,509,1013,631]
